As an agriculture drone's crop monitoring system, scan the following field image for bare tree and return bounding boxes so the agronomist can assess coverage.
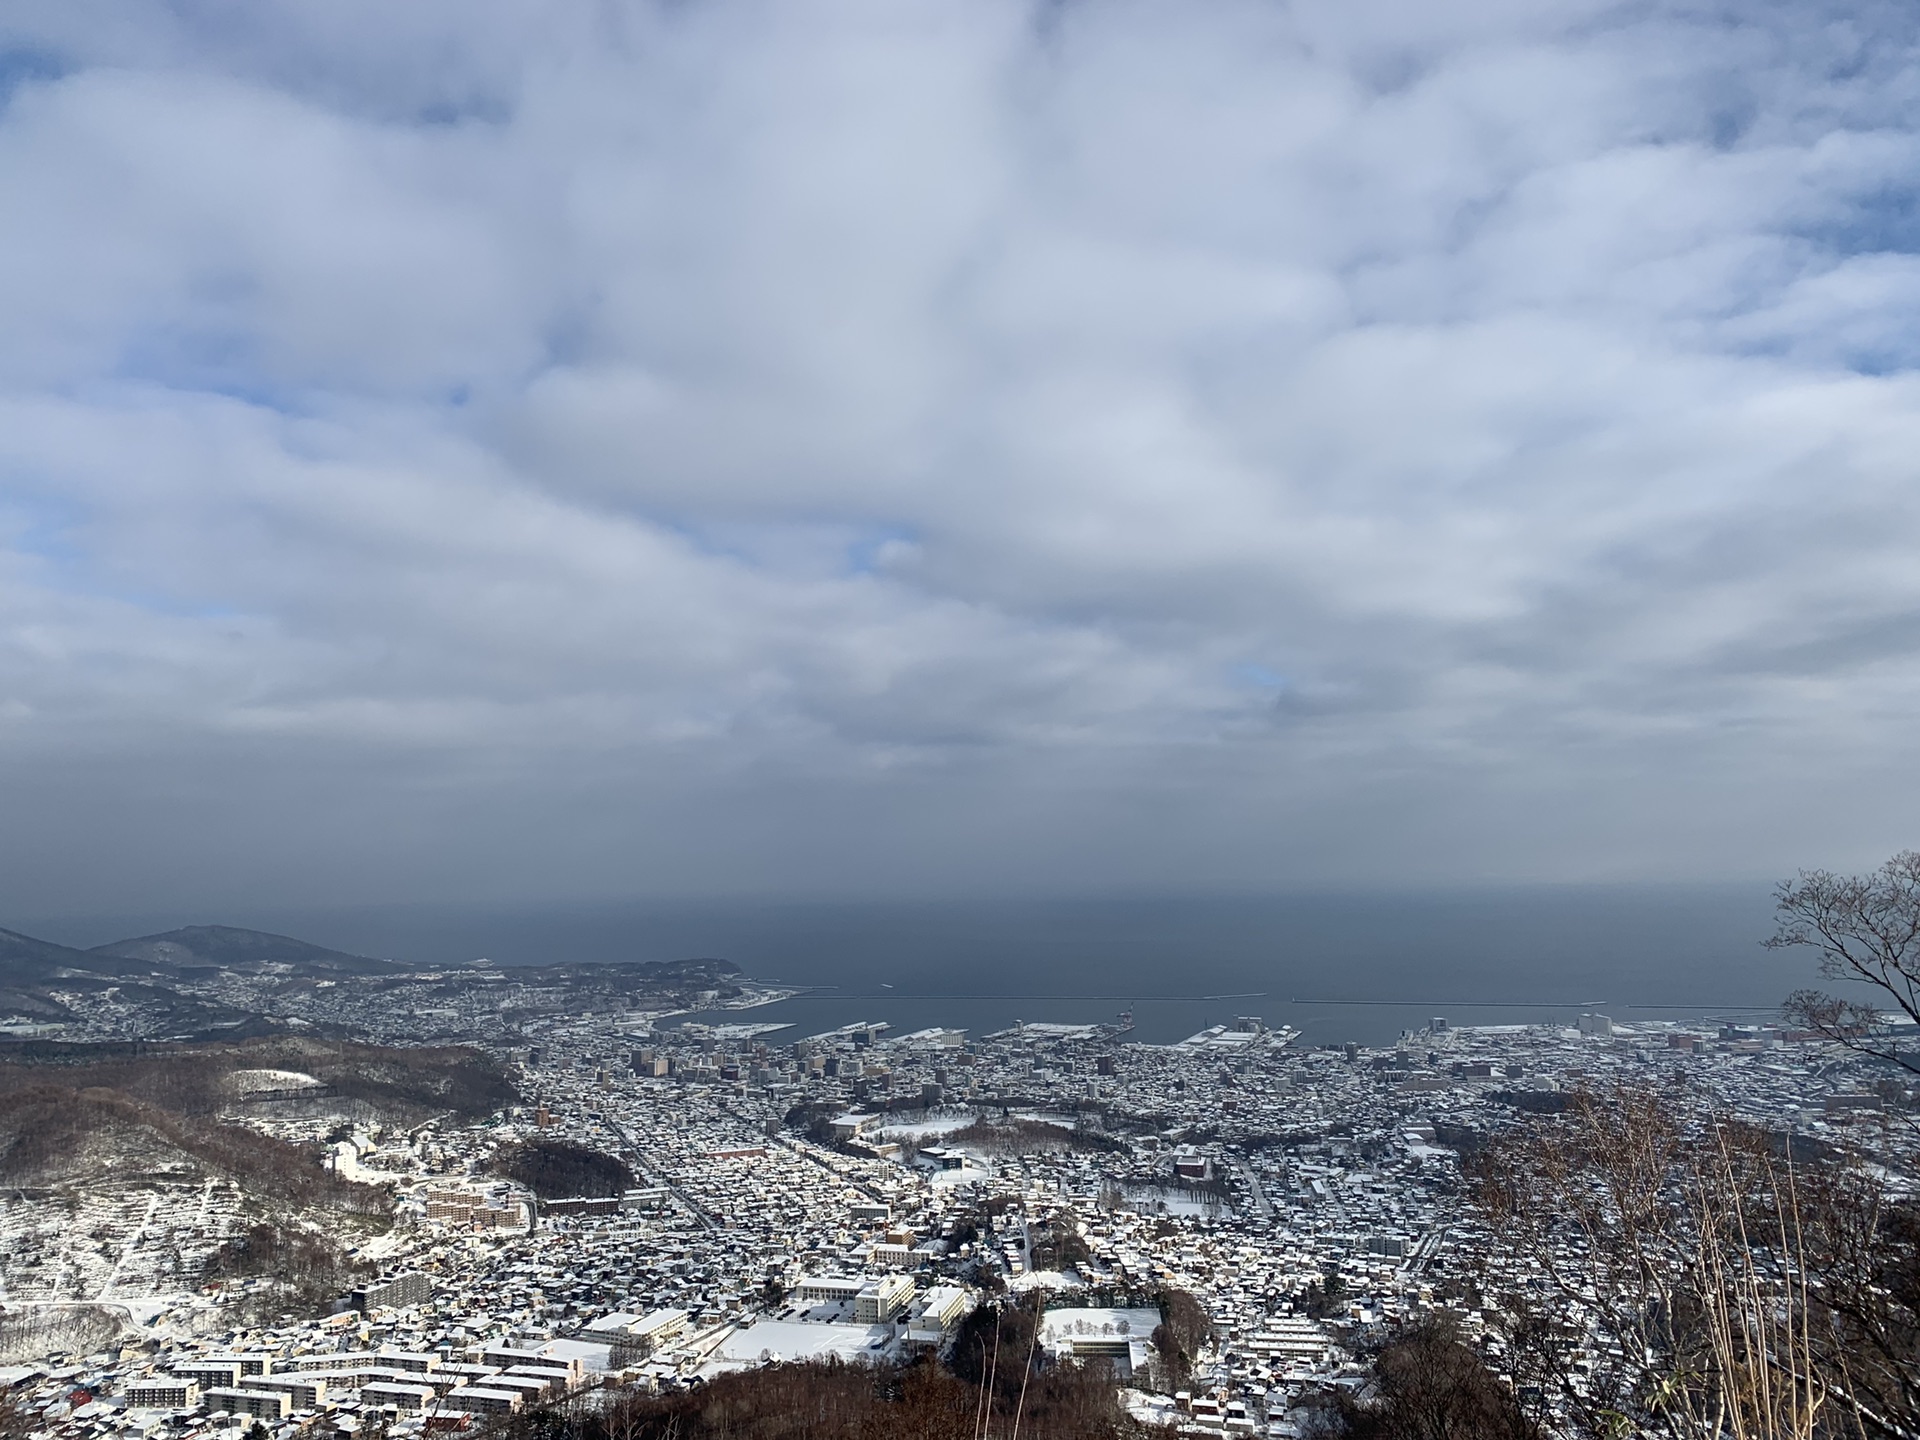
[1322,1315,1538,1440]
[1469,1086,1849,1439]
[1769,851,1920,1074]
[608,1336,654,1372]
[1789,1154,1920,1439]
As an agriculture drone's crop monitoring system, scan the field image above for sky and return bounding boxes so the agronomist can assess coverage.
[2,0,1919,919]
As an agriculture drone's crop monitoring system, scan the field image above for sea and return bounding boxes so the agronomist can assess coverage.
[159,883,1824,1047]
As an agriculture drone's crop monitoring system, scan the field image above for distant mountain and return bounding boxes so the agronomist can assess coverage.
[0,927,177,1022]
[0,921,742,1042]
[0,927,97,979]
[89,924,402,977]
[0,926,175,985]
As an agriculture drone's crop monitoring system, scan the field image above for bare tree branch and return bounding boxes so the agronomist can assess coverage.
[1769,853,1920,1075]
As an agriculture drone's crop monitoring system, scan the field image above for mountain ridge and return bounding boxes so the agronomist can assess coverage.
[0,921,747,1042]
[89,923,401,977]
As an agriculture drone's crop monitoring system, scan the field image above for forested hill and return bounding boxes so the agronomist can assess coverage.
[0,926,118,982]
[0,919,747,1045]
[0,923,394,986]
[90,924,400,976]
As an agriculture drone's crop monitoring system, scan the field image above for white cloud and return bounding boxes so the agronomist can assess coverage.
[2,0,1919,910]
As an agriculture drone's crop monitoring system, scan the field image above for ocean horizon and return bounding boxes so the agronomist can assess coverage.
[28,882,1820,1046]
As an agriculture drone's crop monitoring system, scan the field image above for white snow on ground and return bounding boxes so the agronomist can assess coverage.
[224,1068,323,1092]
[1039,1307,1162,1345]
[703,1320,893,1374]
[1009,1269,1084,1292]
[874,1111,978,1140]
[0,1182,248,1307]
[353,1227,415,1263]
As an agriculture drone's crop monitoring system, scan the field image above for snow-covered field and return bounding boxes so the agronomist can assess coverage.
[223,1068,324,1093]
[873,1110,979,1141]
[0,1181,245,1303]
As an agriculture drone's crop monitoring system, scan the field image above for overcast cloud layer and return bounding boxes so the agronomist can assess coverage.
[3,0,1919,914]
